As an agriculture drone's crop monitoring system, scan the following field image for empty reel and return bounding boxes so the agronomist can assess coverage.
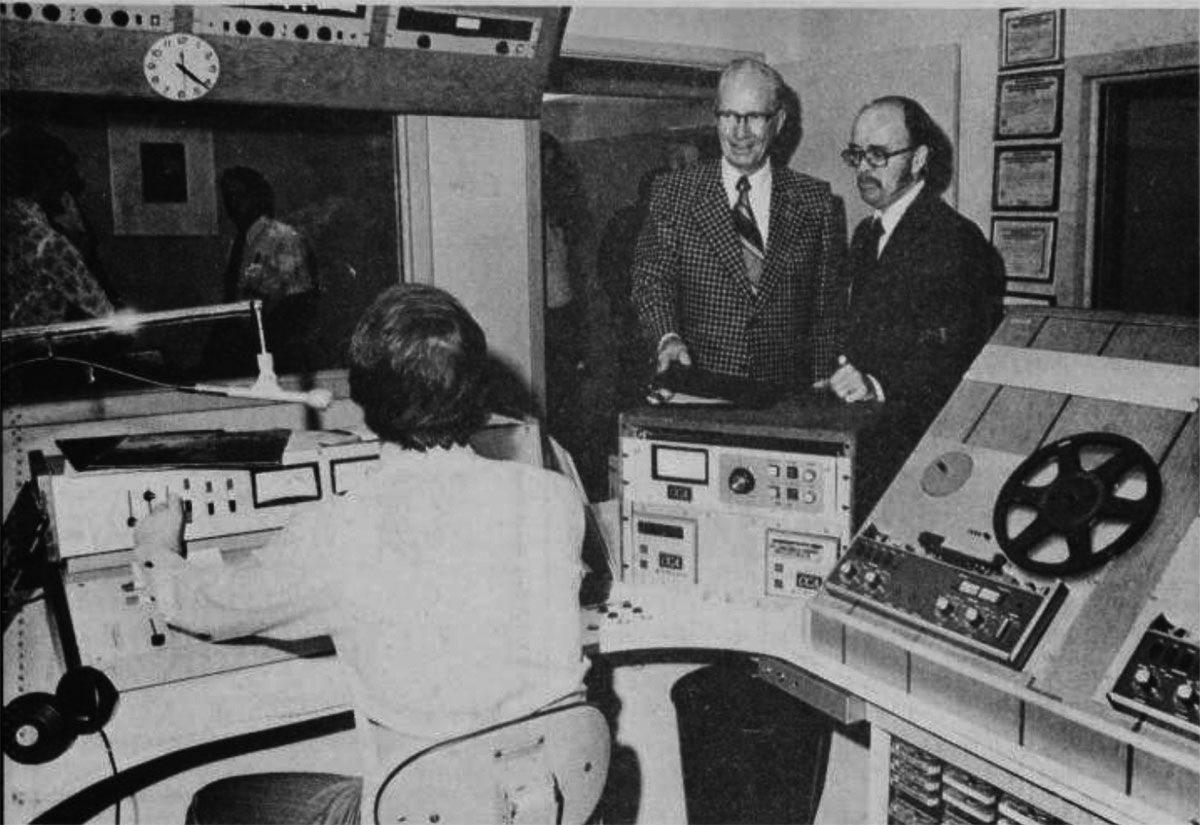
[992,432,1162,576]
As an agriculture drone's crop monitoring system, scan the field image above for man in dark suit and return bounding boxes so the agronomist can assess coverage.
[821,95,1004,520]
[632,58,846,391]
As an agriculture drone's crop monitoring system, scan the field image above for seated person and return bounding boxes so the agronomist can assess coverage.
[134,283,590,824]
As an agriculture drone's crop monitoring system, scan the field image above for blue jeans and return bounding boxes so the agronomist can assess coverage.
[185,773,363,824]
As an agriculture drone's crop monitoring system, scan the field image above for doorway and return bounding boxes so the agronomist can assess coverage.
[1093,70,1199,317]
[540,63,720,502]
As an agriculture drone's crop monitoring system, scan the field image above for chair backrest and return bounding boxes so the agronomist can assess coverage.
[373,703,611,825]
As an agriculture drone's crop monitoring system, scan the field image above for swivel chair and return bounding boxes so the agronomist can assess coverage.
[372,702,611,825]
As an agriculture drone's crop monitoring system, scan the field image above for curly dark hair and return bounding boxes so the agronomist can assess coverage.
[348,284,490,450]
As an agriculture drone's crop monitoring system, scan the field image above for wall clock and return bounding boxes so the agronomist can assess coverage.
[143,34,221,102]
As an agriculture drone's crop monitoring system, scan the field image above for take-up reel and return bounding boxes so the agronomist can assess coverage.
[993,432,1162,577]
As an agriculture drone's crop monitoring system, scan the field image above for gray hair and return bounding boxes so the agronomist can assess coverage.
[717,58,785,110]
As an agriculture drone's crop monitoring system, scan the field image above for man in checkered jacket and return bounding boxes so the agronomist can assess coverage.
[631,58,847,392]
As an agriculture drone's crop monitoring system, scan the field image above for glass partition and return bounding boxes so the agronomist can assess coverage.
[1,92,400,402]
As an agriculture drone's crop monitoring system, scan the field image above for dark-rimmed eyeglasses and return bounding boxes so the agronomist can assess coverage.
[715,109,778,130]
[841,144,914,169]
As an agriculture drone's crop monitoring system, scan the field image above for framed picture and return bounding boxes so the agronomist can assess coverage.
[991,217,1056,282]
[999,8,1065,71]
[993,144,1061,212]
[1004,291,1057,307]
[995,70,1064,139]
[108,122,217,236]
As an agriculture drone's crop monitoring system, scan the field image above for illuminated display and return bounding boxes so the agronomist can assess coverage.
[658,552,684,571]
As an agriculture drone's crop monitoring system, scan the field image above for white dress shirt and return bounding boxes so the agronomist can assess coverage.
[137,443,589,741]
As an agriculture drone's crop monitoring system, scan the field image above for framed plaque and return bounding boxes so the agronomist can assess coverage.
[995,70,1064,139]
[992,145,1061,211]
[109,122,217,236]
[999,8,1064,71]
[991,217,1056,282]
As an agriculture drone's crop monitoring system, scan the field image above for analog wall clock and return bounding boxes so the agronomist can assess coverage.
[144,34,221,102]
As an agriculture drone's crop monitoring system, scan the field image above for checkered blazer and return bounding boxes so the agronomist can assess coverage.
[631,159,847,389]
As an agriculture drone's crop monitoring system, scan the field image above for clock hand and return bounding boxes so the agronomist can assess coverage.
[176,62,211,88]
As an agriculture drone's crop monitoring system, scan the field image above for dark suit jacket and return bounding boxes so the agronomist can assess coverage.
[846,188,1004,518]
[631,160,847,389]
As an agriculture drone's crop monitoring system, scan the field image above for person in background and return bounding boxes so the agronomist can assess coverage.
[541,132,609,498]
[820,95,1004,521]
[631,57,847,392]
[134,283,590,824]
[219,166,319,373]
[0,125,115,328]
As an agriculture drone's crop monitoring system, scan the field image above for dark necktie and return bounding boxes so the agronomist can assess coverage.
[732,176,764,287]
[864,217,884,260]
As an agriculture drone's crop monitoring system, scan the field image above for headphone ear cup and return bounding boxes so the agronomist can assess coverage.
[2,692,76,765]
[56,666,119,735]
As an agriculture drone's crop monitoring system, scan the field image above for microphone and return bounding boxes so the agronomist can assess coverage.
[188,383,333,410]
[188,352,333,410]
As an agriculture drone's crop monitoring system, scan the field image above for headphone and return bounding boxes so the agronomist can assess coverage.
[2,667,119,765]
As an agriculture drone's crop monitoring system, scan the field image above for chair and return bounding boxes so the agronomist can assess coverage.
[372,703,611,825]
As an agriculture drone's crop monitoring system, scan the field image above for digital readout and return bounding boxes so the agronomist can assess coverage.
[658,552,684,571]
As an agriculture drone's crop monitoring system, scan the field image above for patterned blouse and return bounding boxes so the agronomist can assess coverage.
[1,198,115,328]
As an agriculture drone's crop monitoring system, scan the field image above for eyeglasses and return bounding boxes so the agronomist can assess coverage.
[715,109,778,130]
[841,144,915,169]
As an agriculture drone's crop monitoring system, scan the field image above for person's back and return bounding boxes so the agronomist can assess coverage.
[311,442,586,737]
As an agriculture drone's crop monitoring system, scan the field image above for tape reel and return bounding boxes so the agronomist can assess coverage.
[993,432,1162,576]
[2,667,118,764]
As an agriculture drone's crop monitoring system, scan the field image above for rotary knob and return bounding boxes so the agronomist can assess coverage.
[934,596,954,618]
[728,467,756,495]
[964,607,983,627]
[1133,665,1157,692]
[864,570,882,589]
[1176,682,1197,706]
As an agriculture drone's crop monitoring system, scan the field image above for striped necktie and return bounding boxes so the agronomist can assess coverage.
[733,176,764,286]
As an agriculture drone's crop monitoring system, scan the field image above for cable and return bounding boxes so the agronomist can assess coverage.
[99,729,121,825]
[0,355,182,392]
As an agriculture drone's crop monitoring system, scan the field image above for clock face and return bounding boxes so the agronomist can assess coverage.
[144,34,220,102]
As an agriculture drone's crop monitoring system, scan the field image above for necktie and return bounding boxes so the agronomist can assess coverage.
[865,217,884,260]
[732,176,764,287]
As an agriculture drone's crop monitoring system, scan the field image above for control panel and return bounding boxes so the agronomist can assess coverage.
[0,3,172,31]
[1107,616,1199,738]
[192,5,372,46]
[621,403,862,606]
[42,435,380,559]
[824,533,1067,668]
[385,6,542,58]
[889,737,1068,825]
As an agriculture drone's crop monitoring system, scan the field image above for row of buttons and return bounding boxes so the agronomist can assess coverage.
[766,464,819,482]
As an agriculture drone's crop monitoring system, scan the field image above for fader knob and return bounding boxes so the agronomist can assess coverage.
[728,468,756,495]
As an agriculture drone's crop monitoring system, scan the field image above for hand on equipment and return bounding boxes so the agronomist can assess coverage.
[814,355,876,403]
[132,493,187,562]
[656,334,692,374]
